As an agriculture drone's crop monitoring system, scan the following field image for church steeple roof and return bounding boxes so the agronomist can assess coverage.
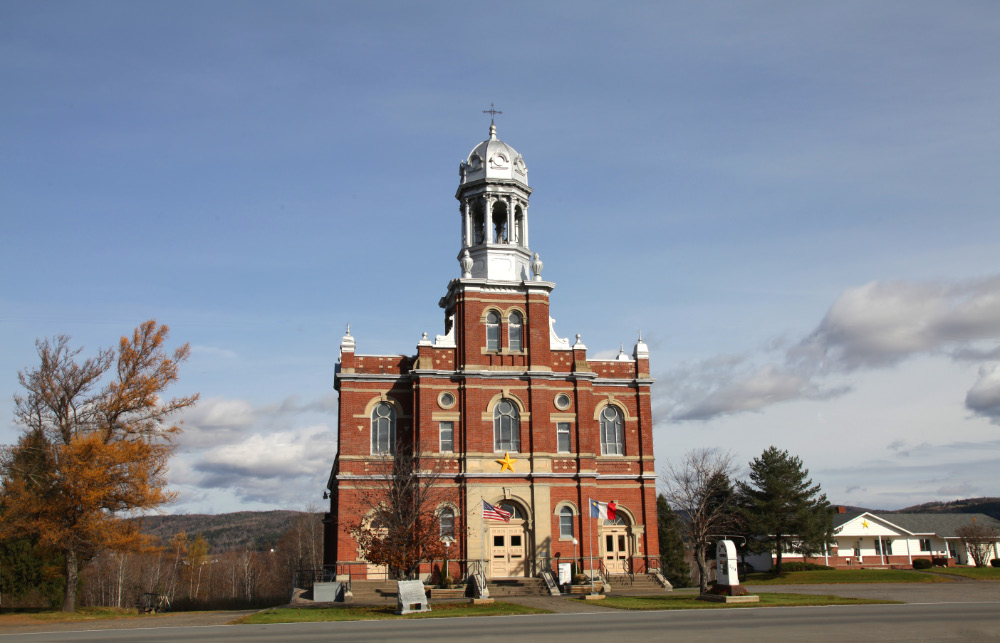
[460,124,528,187]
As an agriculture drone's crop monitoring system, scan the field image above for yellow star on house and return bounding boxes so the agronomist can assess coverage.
[862,520,870,528]
[497,452,517,473]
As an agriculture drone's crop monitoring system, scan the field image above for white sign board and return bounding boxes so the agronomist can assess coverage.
[717,539,739,586]
[558,562,573,585]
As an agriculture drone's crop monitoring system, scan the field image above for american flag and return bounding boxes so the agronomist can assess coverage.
[482,499,511,522]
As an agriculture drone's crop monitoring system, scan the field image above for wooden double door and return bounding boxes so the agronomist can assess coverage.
[490,525,527,577]
[602,526,631,574]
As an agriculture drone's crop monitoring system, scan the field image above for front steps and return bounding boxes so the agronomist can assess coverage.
[334,574,668,604]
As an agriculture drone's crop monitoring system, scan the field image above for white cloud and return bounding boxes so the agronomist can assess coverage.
[190,424,335,505]
[799,275,1000,370]
[966,364,1000,424]
[663,274,1000,422]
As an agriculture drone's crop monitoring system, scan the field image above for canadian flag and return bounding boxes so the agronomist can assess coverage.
[589,498,617,520]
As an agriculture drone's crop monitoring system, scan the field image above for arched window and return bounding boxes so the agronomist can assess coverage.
[508,311,523,352]
[494,399,520,452]
[499,502,524,520]
[600,406,624,455]
[486,311,500,351]
[559,506,575,538]
[439,508,455,538]
[371,402,396,454]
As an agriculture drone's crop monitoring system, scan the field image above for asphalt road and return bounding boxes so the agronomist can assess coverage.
[3,602,999,643]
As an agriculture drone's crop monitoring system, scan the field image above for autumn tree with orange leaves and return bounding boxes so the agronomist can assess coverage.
[0,321,197,611]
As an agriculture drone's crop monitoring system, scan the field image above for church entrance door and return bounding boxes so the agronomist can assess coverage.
[489,525,526,577]
[602,527,630,574]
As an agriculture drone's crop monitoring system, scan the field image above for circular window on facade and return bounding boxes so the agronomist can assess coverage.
[438,392,456,409]
[554,393,571,410]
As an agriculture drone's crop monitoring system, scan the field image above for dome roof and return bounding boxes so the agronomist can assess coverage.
[460,124,528,187]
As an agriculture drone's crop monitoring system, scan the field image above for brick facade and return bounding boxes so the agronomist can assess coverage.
[323,126,659,580]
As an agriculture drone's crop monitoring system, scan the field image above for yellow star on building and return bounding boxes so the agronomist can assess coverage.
[862,520,870,528]
[497,451,517,473]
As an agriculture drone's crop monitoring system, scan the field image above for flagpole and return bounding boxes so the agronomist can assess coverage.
[481,496,486,589]
[588,498,595,595]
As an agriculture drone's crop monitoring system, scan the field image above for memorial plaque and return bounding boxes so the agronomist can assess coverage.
[716,539,739,586]
[396,580,430,615]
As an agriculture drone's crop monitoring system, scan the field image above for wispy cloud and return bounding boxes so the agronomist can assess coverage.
[661,275,1000,422]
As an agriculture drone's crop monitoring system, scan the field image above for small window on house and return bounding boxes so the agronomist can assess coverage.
[439,508,455,538]
[919,538,931,552]
[554,393,571,410]
[600,406,624,455]
[559,506,574,538]
[508,311,523,351]
[557,422,571,453]
[439,421,454,453]
[371,402,396,454]
[884,539,893,555]
[486,311,500,350]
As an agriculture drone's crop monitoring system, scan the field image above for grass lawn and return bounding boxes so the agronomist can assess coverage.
[742,569,951,584]
[600,593,896,610]
[234,601,552,624]
[923,566,1000,580]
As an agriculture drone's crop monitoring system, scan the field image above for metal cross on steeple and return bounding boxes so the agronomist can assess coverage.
[482,102,503,124]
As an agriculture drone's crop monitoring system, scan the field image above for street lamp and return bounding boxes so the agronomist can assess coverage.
[573,538,579,582]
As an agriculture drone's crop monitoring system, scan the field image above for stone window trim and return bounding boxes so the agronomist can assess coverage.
[370,401,397,455]
[553,500,580,516]
[437,503,459,539]
[591,397,633,422]
[485,309,501,351]
[437,391,457,409]
[554,501,580,541]
[599,404,625,456]
[493,398,520,453]
[508,310,524,352]
[480,306,527,354]
[553,392,572,410]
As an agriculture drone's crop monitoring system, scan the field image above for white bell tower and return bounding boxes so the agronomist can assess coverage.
[456,116,537,282]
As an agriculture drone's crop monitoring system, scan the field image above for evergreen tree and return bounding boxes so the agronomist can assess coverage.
[656,494,691,588]
[737,446,833,573]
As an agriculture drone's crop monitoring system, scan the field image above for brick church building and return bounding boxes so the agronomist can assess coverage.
[323,123,659,581]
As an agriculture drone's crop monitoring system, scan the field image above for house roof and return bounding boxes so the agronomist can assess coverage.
[834,511,1000,537]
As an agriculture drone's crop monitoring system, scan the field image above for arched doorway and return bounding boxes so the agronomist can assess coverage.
[600,515,631,574]
[489,501,529,577]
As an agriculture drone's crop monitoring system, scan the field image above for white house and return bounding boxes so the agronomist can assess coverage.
[752,510,1000,570]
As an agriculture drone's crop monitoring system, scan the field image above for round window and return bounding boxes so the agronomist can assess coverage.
[554,393,571,410]
[438,392,456,409]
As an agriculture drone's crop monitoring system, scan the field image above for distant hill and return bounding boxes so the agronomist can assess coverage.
[135,510,320,553]
[892,497,1000,522]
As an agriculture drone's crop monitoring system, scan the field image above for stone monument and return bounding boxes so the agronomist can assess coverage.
[697,539,759,603]
[395,579,431,615]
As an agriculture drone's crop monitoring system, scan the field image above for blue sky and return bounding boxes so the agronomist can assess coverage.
[2,1,998,514]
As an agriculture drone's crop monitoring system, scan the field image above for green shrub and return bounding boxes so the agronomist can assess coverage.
[912,558,933,570]
[991,560,1000,568]
[780,562,833,572]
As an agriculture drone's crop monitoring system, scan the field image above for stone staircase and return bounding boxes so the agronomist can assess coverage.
[485,577,551,597]
[604,573,671,595]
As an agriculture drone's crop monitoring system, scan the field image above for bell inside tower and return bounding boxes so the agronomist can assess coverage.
[491,201,509,244]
